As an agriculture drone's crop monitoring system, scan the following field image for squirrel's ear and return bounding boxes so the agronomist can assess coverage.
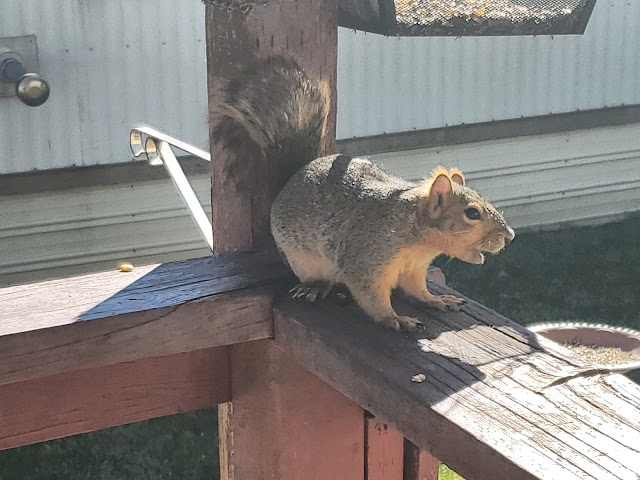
[449,168,465,186]
[420,173,453,219]
[429,173,453,197]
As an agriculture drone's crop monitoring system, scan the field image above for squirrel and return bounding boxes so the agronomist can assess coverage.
[213,56,515,332]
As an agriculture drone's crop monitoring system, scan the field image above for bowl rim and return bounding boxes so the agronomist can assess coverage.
[528,322,640,373]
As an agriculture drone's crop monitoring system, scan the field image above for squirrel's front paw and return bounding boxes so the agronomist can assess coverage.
[425,294,464,311]
[381,315,424,332]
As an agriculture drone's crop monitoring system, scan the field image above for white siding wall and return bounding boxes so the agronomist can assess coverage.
[2,0,640,285]
[0,0,208,174]
[337,0,640,138]
[370,123,640,229]
[1,0,638,172]
[0,174,212,286]
[2,123,639,286]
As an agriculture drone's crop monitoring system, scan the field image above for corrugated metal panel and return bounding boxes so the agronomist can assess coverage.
[0,0,207,174]
[369,123,640,229]
[3,123,638,286]
[337,0,640,139]
[0,175,212,286]
[1,0,637,172]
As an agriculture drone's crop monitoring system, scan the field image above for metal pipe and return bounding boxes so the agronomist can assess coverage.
[155,139,213,252]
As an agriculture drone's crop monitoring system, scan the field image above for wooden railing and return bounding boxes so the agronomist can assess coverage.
[2,252,639,479]
[3,1,639,479]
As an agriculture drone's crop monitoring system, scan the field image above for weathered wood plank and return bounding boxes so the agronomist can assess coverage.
[274,281,640,480]
[206,1,337,252]
[0,252,289,386]
[366,417,404,480]
[0,347,230,451]
[206,1,345,479]
[219,340,365,480]
[0,251,286,332]
[403,440,439,480]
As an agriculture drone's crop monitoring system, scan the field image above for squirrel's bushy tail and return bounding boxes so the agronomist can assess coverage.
[212,57,330,194]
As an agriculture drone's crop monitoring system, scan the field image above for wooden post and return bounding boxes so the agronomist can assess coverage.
[220,341,365,479]
[206,0,338,252]
[404,440,440,480]
[365,417,405,480]
[205,1,367,479]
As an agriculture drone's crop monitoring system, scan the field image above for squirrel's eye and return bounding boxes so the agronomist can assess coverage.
[464,207,481,220]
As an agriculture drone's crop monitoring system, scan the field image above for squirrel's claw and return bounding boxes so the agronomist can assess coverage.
[424,294,465,311]
[396,315,424,332]
[378,314,423,332]
[290,282,333,303]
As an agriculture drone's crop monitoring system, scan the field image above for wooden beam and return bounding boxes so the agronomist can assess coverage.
[220,340,365,479]
[273,281,640,480]
[205,2,365,479]
[365,417,404,480]
[0,347,230,451]
[206,1,337,252]
[403,441,439,480]
[0,252,288,386]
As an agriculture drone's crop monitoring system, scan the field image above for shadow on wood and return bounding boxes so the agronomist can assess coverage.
[0,252,290,386]
[274,280,640,480]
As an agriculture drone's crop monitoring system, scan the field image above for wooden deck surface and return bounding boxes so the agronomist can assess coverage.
[0,251,288,386]
[275,281,640,480]
[1,253,639,480]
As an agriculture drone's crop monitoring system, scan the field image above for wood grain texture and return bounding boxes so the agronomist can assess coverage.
[222,340,365,480]
[0,347,230,451]
[366,417,404,480]
[206,0,338,252]
[0,251,285,333]
[403,440,439,480]
[206,2,345,480]
[274,281,640,480]
[0,252,289,386]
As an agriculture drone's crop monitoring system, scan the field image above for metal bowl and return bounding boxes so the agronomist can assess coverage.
[529,322,640,374]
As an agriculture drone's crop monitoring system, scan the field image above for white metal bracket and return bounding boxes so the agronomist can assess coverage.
[129,127,213,252]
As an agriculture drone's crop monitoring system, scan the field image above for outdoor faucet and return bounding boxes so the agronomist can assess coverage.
[0,48,50,107]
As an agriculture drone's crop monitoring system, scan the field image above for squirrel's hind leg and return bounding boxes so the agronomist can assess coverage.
[283,250,338,303]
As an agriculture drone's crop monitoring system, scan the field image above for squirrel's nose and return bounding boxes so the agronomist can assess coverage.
[504,226,515,246]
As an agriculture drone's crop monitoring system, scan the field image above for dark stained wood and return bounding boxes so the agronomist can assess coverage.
[220,340,365,480]
[403,441,439,480]
[366,417,404,480]
[0,347,230,451]
[0,251,285,333]
[273,281,640,480]
[427,265,445,286]
[0,252,289,386]
[206,0,338,252]
[206,2,349,480]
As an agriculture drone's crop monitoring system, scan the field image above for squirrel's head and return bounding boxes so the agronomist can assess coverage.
[417,166,515,265]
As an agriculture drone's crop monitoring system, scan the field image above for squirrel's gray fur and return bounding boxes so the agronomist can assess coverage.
[215,57,514,331]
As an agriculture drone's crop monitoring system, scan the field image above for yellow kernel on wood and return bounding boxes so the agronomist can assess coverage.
[119,262,134,272]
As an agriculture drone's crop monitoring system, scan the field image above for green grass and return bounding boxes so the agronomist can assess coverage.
[0,410,218,480]
[1,215,639,479]
[439,463,466,480]
[435,214,640,331]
